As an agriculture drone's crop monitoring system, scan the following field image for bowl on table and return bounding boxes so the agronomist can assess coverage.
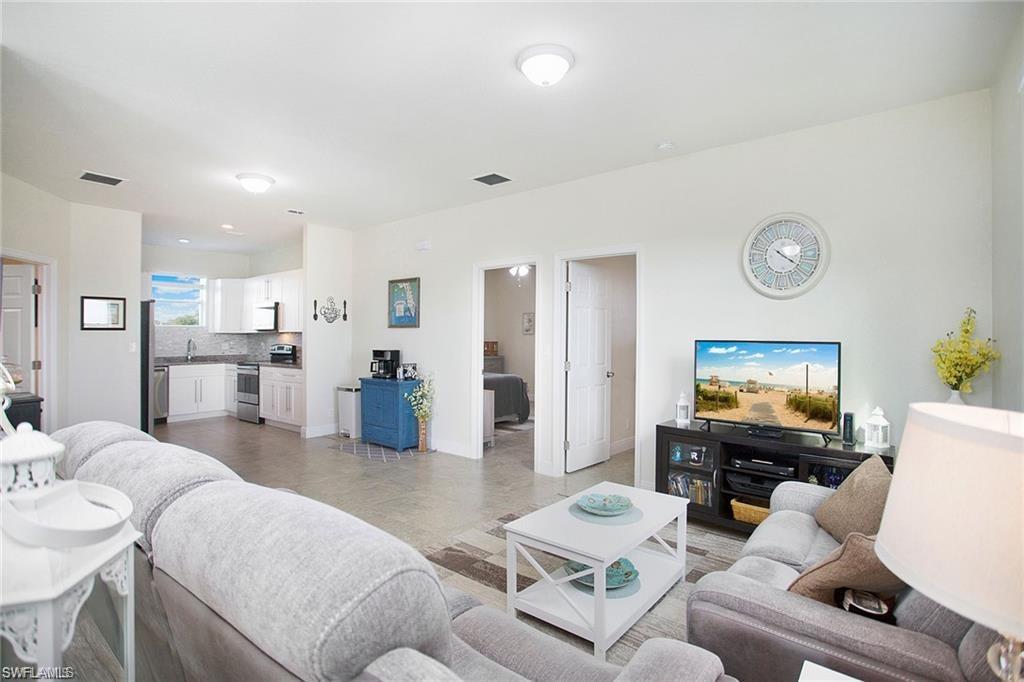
[563,557,639,589]
[576,492,633,516]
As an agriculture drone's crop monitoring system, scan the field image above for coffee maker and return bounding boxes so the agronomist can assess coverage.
[370,349,401,379]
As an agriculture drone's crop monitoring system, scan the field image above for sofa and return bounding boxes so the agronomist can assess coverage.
[687,481,1000,681]
[51,422,729,682]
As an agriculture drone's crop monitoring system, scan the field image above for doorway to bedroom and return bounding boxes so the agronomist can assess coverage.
[482,262,537,467]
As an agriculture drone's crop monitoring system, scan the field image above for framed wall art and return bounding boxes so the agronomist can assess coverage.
[388,277,420,328]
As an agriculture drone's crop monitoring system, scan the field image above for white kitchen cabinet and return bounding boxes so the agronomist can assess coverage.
[260,366,305,427]
[168,364,228,420]
[278,269,304,333]
[209,279,247,333]
[225,367,238,414]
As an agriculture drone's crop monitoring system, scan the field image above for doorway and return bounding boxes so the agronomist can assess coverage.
[561,254,638,477]
[1,251,58,430]
[481,262,538,468]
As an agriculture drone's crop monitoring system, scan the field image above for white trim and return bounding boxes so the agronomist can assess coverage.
[553,244,643,487]
[2,248,59,432]
[471,255,543,470]
[610,436,635,456]
[167,410,229,423]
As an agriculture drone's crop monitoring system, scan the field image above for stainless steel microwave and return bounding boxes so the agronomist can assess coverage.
[253,303,278,332]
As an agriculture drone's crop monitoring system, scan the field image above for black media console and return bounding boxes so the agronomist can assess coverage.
[656,421,896,534]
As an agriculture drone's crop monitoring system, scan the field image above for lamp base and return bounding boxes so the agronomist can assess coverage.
[989,636,1024,682]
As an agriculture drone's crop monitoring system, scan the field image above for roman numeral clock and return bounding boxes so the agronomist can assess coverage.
[742,214,830,298]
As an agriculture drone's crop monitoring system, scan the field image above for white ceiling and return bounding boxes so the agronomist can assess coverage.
[2,2,1019,253]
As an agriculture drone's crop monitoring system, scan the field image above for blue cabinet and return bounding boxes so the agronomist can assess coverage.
[360,378,421,451]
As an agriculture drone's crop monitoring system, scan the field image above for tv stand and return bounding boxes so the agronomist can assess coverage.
[656,421,894,534]
[746,426,783,440]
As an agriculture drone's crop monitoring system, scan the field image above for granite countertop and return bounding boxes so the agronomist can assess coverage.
[155,355,302,370]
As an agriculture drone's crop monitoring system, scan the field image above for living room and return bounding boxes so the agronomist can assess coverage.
[1,2,1022,681]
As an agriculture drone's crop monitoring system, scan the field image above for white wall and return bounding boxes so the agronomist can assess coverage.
[484,266,536,394]
[142,244,250,279]
[991,13,1024,411]
[302,223,354,437]
[582,255,636,454]
[67,204,142,425]
[351,92,994,488]
[250,241,303,276]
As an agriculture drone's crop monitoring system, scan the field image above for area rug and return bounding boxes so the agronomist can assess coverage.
[419,498,746,666]
[332,439,431,462]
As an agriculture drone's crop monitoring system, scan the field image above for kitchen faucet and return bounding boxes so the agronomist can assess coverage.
[186,338,197,362]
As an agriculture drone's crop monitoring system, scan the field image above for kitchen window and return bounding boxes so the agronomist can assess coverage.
[152,273,206,326]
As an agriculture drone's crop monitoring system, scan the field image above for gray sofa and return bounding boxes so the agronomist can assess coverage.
[687,481,999,681]
[52,422,728,681]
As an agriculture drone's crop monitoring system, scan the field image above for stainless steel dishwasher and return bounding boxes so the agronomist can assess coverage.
[153,366,169,422]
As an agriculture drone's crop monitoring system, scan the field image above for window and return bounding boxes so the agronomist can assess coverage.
[152,273,205,326]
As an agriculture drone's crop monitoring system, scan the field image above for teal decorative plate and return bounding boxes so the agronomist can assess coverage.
[577,493,633,516]
[564,558,639,589]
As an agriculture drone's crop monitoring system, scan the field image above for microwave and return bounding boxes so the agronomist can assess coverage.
[253,303,279,332]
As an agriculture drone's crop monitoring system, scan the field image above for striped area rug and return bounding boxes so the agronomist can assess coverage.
[418,499,746,666]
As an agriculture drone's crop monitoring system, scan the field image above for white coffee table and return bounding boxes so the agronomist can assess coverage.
[504,481,688,660]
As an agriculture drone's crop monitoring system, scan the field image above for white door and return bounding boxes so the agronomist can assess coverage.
[1,264,36,394]
[168,377,198,416]
[565,260,612,472]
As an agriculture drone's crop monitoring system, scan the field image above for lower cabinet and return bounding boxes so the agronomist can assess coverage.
[260,367,305,427]
[225,367,238,414]
[168,364,227,419]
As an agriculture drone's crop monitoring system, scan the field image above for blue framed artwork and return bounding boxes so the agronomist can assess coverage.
[388,277,420,328]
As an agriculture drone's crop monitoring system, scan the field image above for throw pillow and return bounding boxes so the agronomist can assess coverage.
[815,454,891,542]
[789,532,905,604]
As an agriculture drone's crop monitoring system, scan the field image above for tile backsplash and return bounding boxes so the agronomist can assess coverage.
[154,325,301,359]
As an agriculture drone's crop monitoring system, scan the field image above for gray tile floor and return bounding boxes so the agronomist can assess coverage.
[154,416,635,549]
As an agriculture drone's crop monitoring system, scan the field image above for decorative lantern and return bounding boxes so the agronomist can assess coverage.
[864,406,891,451]
[675,391,691,428]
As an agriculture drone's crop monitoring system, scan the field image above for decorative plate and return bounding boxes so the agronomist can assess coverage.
[564,558,639,589]
[577,493,633,516]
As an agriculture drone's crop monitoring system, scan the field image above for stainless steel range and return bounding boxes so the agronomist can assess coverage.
[236,362,262,424]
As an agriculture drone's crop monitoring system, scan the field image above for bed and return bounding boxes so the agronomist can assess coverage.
[483,372,531,423]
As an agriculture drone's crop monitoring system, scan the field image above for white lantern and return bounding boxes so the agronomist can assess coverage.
[675,391,691,427]
[864,406,891,451]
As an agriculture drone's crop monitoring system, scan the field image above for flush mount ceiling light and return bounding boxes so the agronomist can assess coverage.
[235,173,275,194]
[221,224,234,230]
[177,238,191,244]
[656,141,676,152]
[516,44,574,87]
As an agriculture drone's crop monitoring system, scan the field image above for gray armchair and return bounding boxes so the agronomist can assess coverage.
[687,481,1000,682]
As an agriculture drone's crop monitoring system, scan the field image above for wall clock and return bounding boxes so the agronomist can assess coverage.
[742,213,830,299]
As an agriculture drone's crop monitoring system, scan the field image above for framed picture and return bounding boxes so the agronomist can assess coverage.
[522,312,535,335]
[81,296,126,330]
[388,277,420,328]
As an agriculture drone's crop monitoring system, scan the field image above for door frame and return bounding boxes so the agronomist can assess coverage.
[2,248,59,432]
[470,255,542,464]
[553,245,642,486]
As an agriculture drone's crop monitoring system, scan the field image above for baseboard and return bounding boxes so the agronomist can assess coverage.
[167,410,229,423]
[301,423,336,438]
[611,436,635,456]
[431,438,470,458]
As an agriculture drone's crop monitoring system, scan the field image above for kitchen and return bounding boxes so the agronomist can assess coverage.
[140,242,306,435]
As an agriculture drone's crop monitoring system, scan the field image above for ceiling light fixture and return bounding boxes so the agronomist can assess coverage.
[656,142,676,152]
[221,224,234,230]
[235,173,275,194]
[516,44,574,87]
[177,238,191,244]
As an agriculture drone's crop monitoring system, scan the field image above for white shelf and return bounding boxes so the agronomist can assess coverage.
[513,545,684,644]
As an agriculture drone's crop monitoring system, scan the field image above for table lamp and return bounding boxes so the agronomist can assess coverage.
[876,403,1023,681]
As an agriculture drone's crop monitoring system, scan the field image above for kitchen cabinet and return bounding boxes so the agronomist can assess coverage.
[277,269,304,333]
[225,366,238,414]
[168,364,228,420]
[211,269,304,333]
[209,279,247,333]
[260,366,305,427]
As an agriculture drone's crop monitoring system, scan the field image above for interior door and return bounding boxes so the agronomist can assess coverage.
[1,264,36,394]
[565,260,612,472]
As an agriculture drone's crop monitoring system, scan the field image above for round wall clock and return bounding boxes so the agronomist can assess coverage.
[742,213,830,299]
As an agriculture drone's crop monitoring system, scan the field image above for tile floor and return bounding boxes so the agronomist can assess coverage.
[154,416,635,549]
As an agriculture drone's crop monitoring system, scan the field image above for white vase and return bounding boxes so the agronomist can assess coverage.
[947,389,965,405]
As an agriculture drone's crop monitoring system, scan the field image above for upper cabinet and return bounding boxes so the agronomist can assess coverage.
[210,269,304,333]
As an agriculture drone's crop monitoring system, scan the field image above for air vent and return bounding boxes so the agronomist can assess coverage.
[79,171,124,186]
[473,173,511,186]
[286,208,305,215]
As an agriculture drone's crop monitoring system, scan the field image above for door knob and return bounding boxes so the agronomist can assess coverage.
[606,371,615,378]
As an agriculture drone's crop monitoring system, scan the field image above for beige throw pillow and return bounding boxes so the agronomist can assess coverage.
[789,532,905,604]
[815,454,891,542]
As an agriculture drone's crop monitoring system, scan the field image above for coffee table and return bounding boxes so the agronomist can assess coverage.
[504,481,688,660]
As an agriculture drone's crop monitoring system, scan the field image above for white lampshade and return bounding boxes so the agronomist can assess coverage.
[876,403,1023,639]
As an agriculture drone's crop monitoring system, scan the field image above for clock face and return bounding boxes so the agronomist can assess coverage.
[743,215,829,298]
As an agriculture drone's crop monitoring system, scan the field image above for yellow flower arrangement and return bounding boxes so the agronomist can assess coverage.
[931,308,999,393]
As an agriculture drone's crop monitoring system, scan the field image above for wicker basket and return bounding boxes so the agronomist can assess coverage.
[730,498,770,525]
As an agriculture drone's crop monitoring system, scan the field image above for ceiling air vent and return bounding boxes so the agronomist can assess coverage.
[473,173,511,186]
[286,208,305,215]
[79,171,124,186]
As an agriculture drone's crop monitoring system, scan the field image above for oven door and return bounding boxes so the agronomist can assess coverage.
[237,370,259,404]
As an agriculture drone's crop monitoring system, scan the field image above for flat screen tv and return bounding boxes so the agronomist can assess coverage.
[694,340,841,436]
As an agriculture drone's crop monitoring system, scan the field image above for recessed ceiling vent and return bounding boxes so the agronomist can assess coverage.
[286,208,305,215]
[473,173,511,186]
[79,171,124,186]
